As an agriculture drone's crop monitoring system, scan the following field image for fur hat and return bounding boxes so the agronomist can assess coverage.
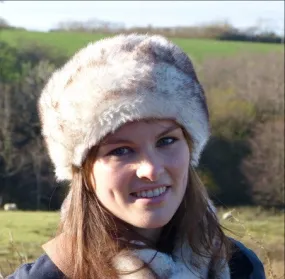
[38,33,210,181]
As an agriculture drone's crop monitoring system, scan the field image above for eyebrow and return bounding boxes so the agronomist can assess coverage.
[157,125,180,138]
[100,125,180,146]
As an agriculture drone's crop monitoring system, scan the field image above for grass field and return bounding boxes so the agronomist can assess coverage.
[1,29,284,62]
[0,207,284,278]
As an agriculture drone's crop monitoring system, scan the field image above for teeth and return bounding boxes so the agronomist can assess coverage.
[154,188,160,196]
[146,190,153,198]
[133,186,167,198]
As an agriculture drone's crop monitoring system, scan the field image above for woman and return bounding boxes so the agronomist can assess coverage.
[7,34,265,279]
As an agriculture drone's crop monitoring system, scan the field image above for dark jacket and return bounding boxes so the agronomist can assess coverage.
[6,239,265,279]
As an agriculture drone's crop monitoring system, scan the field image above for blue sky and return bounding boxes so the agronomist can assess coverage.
[0,1,284,34]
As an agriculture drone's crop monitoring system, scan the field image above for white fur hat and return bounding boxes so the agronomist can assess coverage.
[38,33,210,181]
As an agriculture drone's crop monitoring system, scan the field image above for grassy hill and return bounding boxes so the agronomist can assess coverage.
[0,29,283,62]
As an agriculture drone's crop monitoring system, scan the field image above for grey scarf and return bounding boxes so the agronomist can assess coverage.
[114,240,230,279]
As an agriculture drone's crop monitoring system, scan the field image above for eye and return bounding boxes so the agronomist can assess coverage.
[107,147,133,157]
[157,137,178,147]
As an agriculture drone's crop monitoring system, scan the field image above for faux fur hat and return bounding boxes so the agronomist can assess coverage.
[38,33,210,181]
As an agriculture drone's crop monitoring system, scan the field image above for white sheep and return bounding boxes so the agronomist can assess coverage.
[3,203,18,211]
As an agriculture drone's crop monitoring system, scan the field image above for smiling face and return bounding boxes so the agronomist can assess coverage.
[91,119,190,239]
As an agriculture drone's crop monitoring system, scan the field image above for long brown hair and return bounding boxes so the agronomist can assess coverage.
[57,128,232,278]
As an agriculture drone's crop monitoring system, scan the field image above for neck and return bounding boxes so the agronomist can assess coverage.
[133,227,162,243]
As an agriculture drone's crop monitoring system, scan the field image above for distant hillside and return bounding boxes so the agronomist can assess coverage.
[1,29,283,62]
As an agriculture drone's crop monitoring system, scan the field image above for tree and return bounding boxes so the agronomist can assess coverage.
[242,119,284,207]
[0,40,62,209]
[0,43,23,202]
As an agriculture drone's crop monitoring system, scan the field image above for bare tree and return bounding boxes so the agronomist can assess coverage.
[20,60,56,209]
[53,18,125,33]
[242,119,284,207]
[0,84,25,203]
[0,57,56,207]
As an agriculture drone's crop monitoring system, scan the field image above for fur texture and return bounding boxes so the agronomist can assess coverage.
[38,33,210,181]
[114,240,230,279]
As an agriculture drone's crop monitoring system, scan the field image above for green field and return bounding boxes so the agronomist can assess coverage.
[1,29,283,62]
[0,208,284,278]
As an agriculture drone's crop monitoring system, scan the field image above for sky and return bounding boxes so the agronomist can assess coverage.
[0,1,284,35]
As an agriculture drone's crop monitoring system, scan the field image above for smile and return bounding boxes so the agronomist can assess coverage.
[131,186,169,198]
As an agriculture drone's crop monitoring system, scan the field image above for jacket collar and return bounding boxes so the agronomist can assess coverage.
[229,238,266,279]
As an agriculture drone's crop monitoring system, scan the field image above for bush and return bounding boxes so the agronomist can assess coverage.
[200,51,284,127]
[205,87,256,139]
[0,41,21,83]
[16,40,68,68]
[198,51,284,206]
[242,118,284,207]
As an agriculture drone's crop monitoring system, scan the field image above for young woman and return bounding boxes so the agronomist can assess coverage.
[7,34,265,279]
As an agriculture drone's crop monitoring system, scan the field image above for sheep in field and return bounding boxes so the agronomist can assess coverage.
[3,203,18,211]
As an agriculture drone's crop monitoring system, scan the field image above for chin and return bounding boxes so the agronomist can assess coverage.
[132,214,173,229]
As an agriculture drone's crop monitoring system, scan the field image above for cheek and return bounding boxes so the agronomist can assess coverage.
[92,161,130,196]
[166,143,190,186]
[168,143,190,171]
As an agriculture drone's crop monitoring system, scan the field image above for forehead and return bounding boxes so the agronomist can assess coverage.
[105,119,179,139]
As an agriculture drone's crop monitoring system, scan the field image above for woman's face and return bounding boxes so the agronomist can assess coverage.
[92,120,190,238]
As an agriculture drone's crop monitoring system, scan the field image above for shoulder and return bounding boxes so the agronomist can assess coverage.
[5,254,65,279]
[229,238,266,279]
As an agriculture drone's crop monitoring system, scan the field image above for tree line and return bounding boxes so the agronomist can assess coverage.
[50,19,284,44]
[0,15,284,44]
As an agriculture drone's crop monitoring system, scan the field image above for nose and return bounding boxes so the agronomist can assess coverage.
[136,153,164,182]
